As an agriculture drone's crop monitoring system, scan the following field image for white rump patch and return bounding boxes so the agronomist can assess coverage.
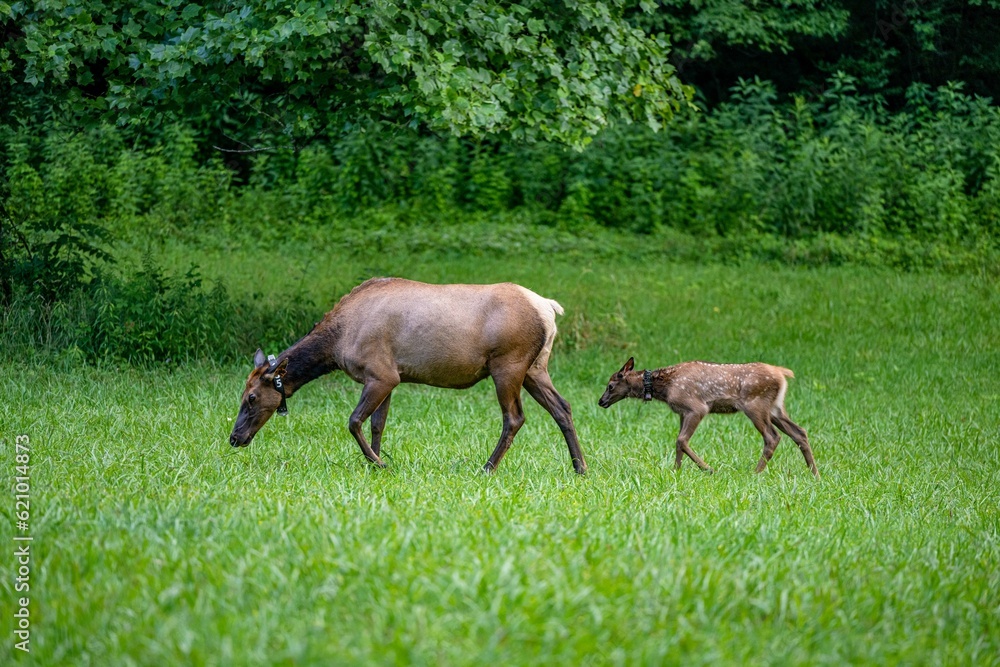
[771,374,789,416]
[517,287,563,370]
[516,286,564,325]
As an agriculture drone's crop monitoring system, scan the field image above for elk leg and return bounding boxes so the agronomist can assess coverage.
[747,407,781,473]
[523,368,587,475]
[484,372,527,473]
[369,391,392,457]
[348,380,397,467]
[676,411,713,473]
[772,412,819,478]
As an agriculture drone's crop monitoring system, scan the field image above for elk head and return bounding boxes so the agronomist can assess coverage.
[229,349,288,447]
[598,357,635,408]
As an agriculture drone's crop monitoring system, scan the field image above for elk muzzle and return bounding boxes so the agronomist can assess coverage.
[229,407,267,447]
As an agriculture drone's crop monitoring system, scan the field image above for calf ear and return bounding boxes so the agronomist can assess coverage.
[253,348,267,368]
[623,357,635,373]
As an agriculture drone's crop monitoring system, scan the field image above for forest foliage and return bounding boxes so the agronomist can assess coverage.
[1,0,690,147]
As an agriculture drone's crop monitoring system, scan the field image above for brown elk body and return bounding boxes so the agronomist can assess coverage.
[229,278,587,474]
[598,357,818,477]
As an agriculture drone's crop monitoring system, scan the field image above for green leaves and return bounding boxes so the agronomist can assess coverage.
[2,0,691,147]
[359,0,691,146]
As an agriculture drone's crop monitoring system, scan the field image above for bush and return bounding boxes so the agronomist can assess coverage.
[0,258,317,365]
[0,123,237,304]
[1,132,114,302]
[8,76,994,250]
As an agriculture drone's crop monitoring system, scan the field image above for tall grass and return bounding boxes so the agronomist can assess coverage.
[1,245,997,665]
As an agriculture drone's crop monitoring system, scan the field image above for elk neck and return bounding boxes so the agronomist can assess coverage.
[630,366,674,401]
[272,323,341,396]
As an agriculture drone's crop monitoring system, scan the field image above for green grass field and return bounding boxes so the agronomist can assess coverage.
[2,232,999,665]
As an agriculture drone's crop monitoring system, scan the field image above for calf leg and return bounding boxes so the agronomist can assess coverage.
[484,371,527,473]
[523,368,587,474]
[747,407,781,473]
[348,379,397,467]
[676,411,713,473]
[369,391,392,457]
[772,412,819,478]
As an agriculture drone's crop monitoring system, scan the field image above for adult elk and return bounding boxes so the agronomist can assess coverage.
[229,278,587,474]
[598,357,818,477]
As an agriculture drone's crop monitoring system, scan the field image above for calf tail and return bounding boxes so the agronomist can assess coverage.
[772,368,794,416]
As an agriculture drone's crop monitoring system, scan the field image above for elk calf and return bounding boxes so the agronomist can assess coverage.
[598,357,818,477]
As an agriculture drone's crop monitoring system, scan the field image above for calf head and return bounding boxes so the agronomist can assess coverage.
[229,348,288,447]
[598,357,635,408]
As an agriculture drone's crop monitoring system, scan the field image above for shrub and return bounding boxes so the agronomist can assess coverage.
[0,258,317,366]
[1,133,114,303]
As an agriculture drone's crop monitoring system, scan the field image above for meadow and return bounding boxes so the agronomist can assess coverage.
[2,230,999,665]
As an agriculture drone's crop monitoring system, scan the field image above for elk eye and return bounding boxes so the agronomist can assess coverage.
[248,393,256,404]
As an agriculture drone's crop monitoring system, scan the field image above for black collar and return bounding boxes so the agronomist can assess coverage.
[270,359,288,416]
[273,374,288,415]
[643,369,653,402]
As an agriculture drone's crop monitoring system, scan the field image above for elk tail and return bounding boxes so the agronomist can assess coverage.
[547,299,565,317]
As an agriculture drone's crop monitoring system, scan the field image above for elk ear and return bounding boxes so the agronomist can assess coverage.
[263,357,288,381]
[253,348,267,368]
[623,357,635,373]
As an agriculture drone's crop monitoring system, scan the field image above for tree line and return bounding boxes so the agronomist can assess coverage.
[3,1,998,151]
